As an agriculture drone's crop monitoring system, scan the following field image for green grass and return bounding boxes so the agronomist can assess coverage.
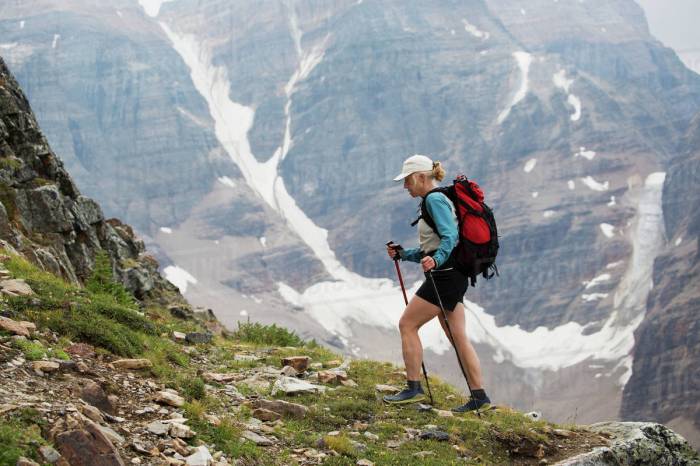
[0,409,47,466]
[12,339,45,361]
[231,321,306,347]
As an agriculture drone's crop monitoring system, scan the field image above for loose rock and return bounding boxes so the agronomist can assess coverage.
[281,356,310,373]
[185,446,213,466]
[154,391,185,407]
[112,359,152,370]
[0,316,30,337]
[271,376,326,396]
[242,430,274,446]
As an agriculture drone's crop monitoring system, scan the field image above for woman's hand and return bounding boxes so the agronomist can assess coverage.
[387,244,400,260]
[421,256,436,272]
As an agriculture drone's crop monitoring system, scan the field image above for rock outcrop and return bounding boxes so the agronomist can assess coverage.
[0,56,179,302]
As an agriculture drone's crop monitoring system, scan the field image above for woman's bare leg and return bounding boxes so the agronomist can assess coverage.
[437,303,484,389]
[398,295,440,380]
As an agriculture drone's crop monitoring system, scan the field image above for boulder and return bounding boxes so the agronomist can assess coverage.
[112,359,152,370]
[271,377,326,396]
[0,279,33,297]
[280,365,298,377]
[81,381,116,414]
[253,399,308,419]
[241,430,274,446]
[154,391,185,407]
[56,422,125,466]
[80,405,105,423]
[32,360,60,375]
[0,316,30,337]
[146,421,170,436]
[560,422,700,465]
[252,408,281,422]
[185,332,212,344]
[169,423,196,439]
[281,356,310,373]
[38,445,62,464]
[185,446,213,466]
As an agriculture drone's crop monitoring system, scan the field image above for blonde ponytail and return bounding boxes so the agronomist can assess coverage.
[432,161,445,182]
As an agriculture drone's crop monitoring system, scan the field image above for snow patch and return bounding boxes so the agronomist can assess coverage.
[523,158,537,173]
[160,227,173,234]
[582,293,608,302]
[606,261,624,269]
[567,180,575,190]
[164,265,197,294]
[608,196,616,207]
[553,70,582,121]
[259,237,267,248]
[568,94,582,121]
[553,69,573,93]
[584,273,611,289]
[138,0,173,17]
[217,176,236,188]
[240,310,248,317]
[20,21,25,29]
[497,52,532,124]
[461,19,489,40]
[574,147,596,160]
[531,192,539,198]
[543,210,555,218]
[520,8,526,15]
[51,34,60,49]
[116,10,123,18]
[600,223,615,238]
[0,43,18,50]
[581,176,609,191]
[675,236,682,246]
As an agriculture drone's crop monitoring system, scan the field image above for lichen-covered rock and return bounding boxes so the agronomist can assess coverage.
[556,422,700,465]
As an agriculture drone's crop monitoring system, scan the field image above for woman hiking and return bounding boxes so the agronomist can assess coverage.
[384,154,491,413]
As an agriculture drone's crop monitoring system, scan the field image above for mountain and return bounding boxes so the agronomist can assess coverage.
[1,0,699,447]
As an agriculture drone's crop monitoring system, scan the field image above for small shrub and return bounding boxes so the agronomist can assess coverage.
[12,339,45,361]
[179,376,206,401]
[86,251,136,307]
[48,308,144,357]
[232,321,305,347]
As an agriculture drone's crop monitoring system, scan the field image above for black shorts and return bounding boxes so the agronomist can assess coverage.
[415,254,468,312]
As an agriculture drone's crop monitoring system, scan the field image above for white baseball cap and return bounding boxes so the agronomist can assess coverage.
[393,154,434,181]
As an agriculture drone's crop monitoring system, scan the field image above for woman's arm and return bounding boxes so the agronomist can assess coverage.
[425,193,458,267]
[400,247,422,263]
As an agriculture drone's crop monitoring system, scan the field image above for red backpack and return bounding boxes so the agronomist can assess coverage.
[415,175,499,286]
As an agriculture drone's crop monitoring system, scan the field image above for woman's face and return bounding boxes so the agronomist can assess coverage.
[403,173,426,197]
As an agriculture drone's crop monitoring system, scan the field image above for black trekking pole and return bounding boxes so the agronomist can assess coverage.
[427,270,482,416]
[387,242,434,405]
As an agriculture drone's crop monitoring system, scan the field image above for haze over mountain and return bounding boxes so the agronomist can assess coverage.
[1,0,698,447]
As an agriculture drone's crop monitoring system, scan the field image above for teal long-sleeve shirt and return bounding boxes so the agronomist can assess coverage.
[400,192,458,268]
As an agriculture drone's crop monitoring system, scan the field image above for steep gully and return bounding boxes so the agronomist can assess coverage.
[141,2,666,386]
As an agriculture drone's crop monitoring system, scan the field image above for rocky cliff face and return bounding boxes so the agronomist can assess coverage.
[621,114,700,446]
[2,0,699,444]
[0,56,176,302]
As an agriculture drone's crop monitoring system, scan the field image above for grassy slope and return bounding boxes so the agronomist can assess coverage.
[0,251,593,465]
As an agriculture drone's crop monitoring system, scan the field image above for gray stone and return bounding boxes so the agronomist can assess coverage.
[185,446,213,466]
[185,332,213,344]
[242,430,274,446]
[39,445,62,464]
[419,430,450,442]
[146,420,170,436]
[557,422,700,465]
[271,376,326,396]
